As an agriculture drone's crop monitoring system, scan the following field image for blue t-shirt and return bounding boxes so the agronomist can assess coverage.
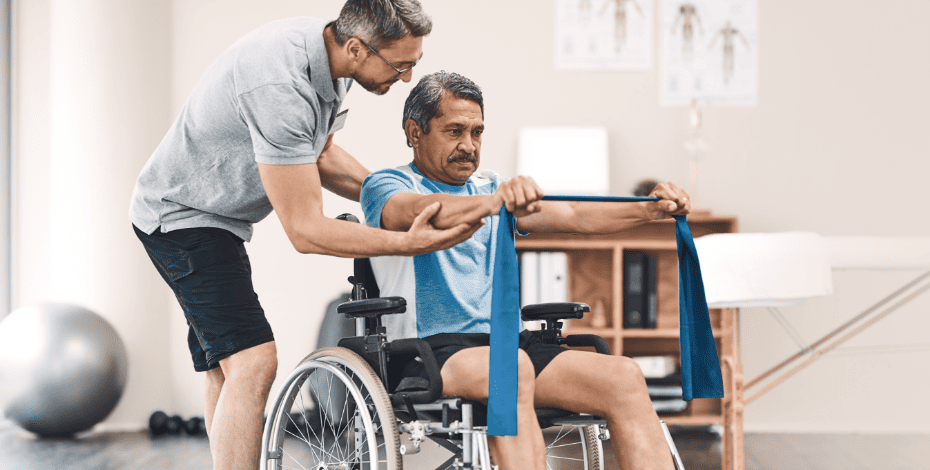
[360,163,511,340]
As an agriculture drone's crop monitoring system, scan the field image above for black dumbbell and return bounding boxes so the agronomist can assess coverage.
[149,411,169,435]
[184,416,206,435]
[150,411,202,436]
[165,414,184,434]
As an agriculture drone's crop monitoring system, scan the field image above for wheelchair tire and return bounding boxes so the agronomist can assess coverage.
[543,424,604,470]
[261,347,401,470]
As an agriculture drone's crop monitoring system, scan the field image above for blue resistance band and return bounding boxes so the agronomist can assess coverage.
[487,196,724,436]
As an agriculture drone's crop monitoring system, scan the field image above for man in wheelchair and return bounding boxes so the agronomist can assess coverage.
[354,71,690,470]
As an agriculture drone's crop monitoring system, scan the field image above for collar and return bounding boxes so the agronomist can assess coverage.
[305,20,339,103]
[408,163,473,193]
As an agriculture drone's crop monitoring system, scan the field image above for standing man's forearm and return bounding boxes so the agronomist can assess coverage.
[317,142,371,202]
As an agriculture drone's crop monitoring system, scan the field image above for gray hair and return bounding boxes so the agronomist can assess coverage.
[333,0,432,50]
[402,71,484,147]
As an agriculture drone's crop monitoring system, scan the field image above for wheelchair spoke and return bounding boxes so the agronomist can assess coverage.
[282,428,350,466]
[284,408,309,444]
[548,425,573,449]
[294,389,313,443]
[548,441,588,450]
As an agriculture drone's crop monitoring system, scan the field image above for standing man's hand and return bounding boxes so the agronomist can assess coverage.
[645,181,692,220]
[491,176,545,218]
[402,202,484,256]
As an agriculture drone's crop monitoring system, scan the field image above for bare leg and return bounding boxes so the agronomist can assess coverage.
[210,341,278,470]
[204,367,225,442]
[535,351,674,470]
[440,347,545,470]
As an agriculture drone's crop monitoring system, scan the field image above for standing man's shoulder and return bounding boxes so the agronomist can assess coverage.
[227,17,332,94]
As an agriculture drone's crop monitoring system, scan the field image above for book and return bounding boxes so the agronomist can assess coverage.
[652,398,688,415]
[632,355,678,378]
[647,385,684,398]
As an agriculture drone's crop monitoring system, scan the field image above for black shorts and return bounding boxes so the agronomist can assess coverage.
[400,330,568,381]
[133,224,274,372]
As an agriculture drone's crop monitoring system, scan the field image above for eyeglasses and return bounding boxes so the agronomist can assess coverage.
[358,38,422,79]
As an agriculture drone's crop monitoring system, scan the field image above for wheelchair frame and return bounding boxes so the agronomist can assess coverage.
[260,214,685,470]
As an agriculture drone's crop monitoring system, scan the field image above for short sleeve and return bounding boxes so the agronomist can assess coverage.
[361,169,420,229]
[237,84,320,164]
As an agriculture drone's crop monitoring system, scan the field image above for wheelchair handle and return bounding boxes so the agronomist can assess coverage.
[561,334,612,356]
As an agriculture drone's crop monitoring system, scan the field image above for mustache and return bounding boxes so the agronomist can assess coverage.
[447,154,477,163]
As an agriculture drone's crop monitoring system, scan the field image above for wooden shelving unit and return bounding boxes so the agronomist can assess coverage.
[516,212,743,470]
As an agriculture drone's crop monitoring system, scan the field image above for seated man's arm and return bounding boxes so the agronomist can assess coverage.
[380,192,497,231]
[516,181,692,234]
[378,175,546,232]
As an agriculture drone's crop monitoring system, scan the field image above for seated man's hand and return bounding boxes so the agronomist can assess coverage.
[645,181,691,220]
[492,176,545,218]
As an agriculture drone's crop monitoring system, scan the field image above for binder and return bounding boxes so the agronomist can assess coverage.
[538,252,569,304]
[623,252,646,328]
[644,254,659,328]
[520,252,539,307]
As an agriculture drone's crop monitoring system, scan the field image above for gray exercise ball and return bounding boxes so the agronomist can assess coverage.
[0,303,129,437]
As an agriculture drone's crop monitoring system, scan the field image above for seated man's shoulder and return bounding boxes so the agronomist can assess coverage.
[364,166,420,188]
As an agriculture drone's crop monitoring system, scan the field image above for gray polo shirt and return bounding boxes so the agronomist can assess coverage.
[130,17,351,242]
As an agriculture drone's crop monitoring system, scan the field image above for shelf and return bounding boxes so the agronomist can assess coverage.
[622,328,728,339]
[660,414,723,427]
[514,239,678,251]
[515,213,740,468]
[564,327,727,339]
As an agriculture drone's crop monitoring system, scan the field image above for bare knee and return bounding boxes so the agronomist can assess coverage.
[516,350,536,402]
[220,341,278,392]
[206,367,226,390]
[602,356,650,409]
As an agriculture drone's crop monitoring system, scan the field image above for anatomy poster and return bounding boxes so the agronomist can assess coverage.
[660,0,758,106]
[555,0,654,70]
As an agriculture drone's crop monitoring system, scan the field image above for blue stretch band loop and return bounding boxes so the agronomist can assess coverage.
[486,196,724,435]
[487,208,520,436]
[541,196,661,202]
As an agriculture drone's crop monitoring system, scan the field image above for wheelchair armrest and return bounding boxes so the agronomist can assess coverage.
[388,338,444,405]
[337,297,406,319]
[521,302,589,321]
[562,334,612,355]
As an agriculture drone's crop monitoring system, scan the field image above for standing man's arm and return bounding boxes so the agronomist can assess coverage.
[259,162,482,257]
[317,134,370,202]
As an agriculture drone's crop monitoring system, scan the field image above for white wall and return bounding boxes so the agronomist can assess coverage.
[14,0,176,428]
[15,0,930,433]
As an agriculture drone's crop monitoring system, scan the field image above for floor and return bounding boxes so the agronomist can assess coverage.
[1,419,928,470]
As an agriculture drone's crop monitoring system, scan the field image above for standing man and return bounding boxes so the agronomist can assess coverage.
[130,2,480,469]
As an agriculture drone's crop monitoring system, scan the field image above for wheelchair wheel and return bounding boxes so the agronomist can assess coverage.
[261,347,401,470]
[543,424,603,470]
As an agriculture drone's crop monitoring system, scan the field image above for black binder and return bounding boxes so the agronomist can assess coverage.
[623,252,646,328]
[644,254,658,328]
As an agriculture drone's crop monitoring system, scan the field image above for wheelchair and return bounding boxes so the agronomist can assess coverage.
[260,215,686,470]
